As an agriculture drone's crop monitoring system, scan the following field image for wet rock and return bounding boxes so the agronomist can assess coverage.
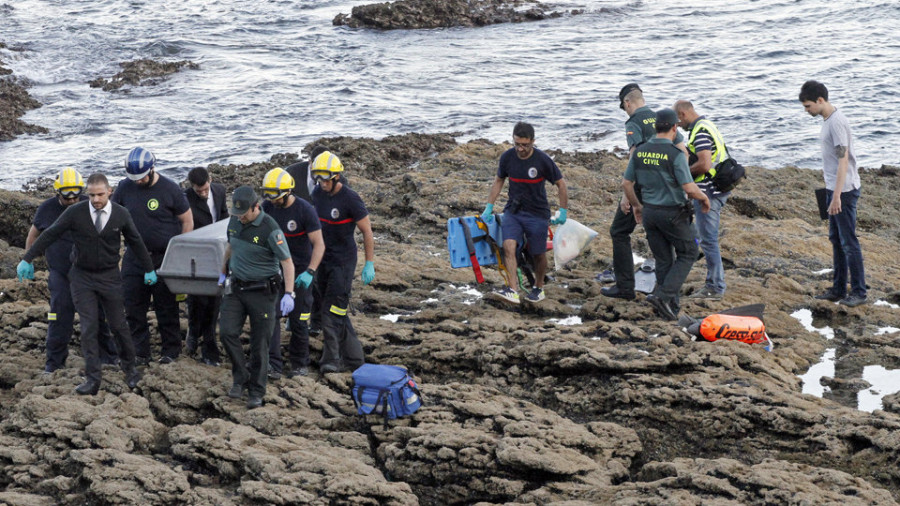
[88,59,200,92]
[0,45,49,141]
[334,0,576,30]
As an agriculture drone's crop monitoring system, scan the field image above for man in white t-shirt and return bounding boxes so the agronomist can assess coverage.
[799,80,866,307]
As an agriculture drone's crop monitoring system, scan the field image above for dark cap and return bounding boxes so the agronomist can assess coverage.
[230,185,258,216]
[619,83,642,110]
[655,108,678,130]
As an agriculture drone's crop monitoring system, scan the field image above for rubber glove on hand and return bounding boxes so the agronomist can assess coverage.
[16,260,34,281]
[218,273,227,285]
[296,270,313,289]
[280,293,295,314]
[481,203,494,224]
[550,208,567,225]
[144,271,158,286]
[362,261,375,285]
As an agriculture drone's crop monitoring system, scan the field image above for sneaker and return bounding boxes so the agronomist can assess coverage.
[525,287,545,303]
[839,294,867,307]
[594,269,616,283]
[287,366,308,378]
[688,287,723,300]
[814,290,845,302]
[488,286,520,305]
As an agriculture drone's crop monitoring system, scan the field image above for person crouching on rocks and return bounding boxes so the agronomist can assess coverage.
[482,121,568,305]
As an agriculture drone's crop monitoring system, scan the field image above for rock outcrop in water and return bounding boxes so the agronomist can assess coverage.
[88,59,200,92]
[0,42,49,141]
[1,134,900,504]
[333,0,579,29]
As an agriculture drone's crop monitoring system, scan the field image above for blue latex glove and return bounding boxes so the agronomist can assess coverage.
[481,203,494,224]
[551,208,568,225]
[280,293,295,314]
[144,271,158,286]
[296,270,313,289]
[16,260,34,281]
[362,261,375,285]
[218,272,227,285]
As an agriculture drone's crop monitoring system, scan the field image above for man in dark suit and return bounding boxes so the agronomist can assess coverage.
[184,167,228,366]
[18,173,157,395]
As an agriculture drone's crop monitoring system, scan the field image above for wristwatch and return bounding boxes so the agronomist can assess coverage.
[306,268,316,276]
[286,291,295,299]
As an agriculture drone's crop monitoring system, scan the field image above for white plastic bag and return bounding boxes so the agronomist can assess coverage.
[552,218,598,270]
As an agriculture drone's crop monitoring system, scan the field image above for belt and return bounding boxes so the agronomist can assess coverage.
[643,203,685,210]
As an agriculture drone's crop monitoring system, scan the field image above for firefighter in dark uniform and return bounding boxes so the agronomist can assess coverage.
[260,168,325,379]
[218,186,295,409]
[25,168,118,373]
[310,152,374,373]
[623,109,710,321]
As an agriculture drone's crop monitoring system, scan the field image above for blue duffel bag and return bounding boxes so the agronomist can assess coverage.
[351,364,422,428]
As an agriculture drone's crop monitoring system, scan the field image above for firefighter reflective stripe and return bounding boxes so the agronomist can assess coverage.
[329,305,347,316]
[48,312,57,321]
[687,118,728,182]
[299,312,311,321]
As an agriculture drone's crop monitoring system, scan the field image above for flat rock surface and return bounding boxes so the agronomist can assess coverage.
[1,134,899,504]
[334,0,579,29]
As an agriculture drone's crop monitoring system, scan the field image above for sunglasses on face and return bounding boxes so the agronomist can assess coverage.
[58,188,83,199]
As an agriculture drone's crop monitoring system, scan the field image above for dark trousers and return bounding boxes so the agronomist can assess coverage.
[609,205,638,291]
[643,205,699,313]
[269,283,313,373]
[317,263,365,371]
[46,268,117,371]
[187,294,221,362]
[826,189,866,298]
[219,288,277,397]
[69,267,136,383]
[123,273,183,360]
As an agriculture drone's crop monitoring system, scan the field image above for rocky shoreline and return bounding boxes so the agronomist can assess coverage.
[0,42,48,142]
[333,0,580,29]
[1,131,899,504]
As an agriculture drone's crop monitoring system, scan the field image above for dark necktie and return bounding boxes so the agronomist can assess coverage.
[95,209,104,233]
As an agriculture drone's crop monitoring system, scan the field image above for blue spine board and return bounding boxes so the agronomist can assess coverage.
[446,215,503,268]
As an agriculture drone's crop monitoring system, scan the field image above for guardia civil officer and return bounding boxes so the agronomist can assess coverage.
[113,147,193,365]
[310,152,374,373]
[219,186,295,409]
[623,109,710,321]
[674,100,731,300]
[184,167,229,366]
[260,168,325,379]
[24,168,118,373]
[600,84,687,299]
[18,173,156,395]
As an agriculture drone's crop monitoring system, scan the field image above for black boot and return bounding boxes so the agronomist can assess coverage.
[75,380,100,396]
[125,368,142,389]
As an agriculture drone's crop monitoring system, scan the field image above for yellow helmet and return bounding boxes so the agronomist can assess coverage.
[261,167,295,200]
[310,151,344,181]
[53,167,86,198]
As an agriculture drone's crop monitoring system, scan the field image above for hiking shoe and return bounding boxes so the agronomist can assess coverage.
[839,294,867,307]
[488,286,520,305]
[647,294,678,321]
[595,269,616,283]
[228,384,246,399]
[267,370,282,381]
[601,286,635,300]
[688,287,723,300]
[320,364,340,374]
[525,287,545,303]
[814,290,845,302]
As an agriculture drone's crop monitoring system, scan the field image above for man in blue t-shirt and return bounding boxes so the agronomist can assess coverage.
[260,168,325,379]
[481,122,568,305]
[25,168,118,373]
[112,147,193,365]
[310,152,374,374]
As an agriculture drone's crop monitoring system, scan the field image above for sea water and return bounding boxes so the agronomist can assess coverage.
[1,0,899,187]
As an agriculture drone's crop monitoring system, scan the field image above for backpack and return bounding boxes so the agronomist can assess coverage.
[351,364,422,429]
[711,156,746,193]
